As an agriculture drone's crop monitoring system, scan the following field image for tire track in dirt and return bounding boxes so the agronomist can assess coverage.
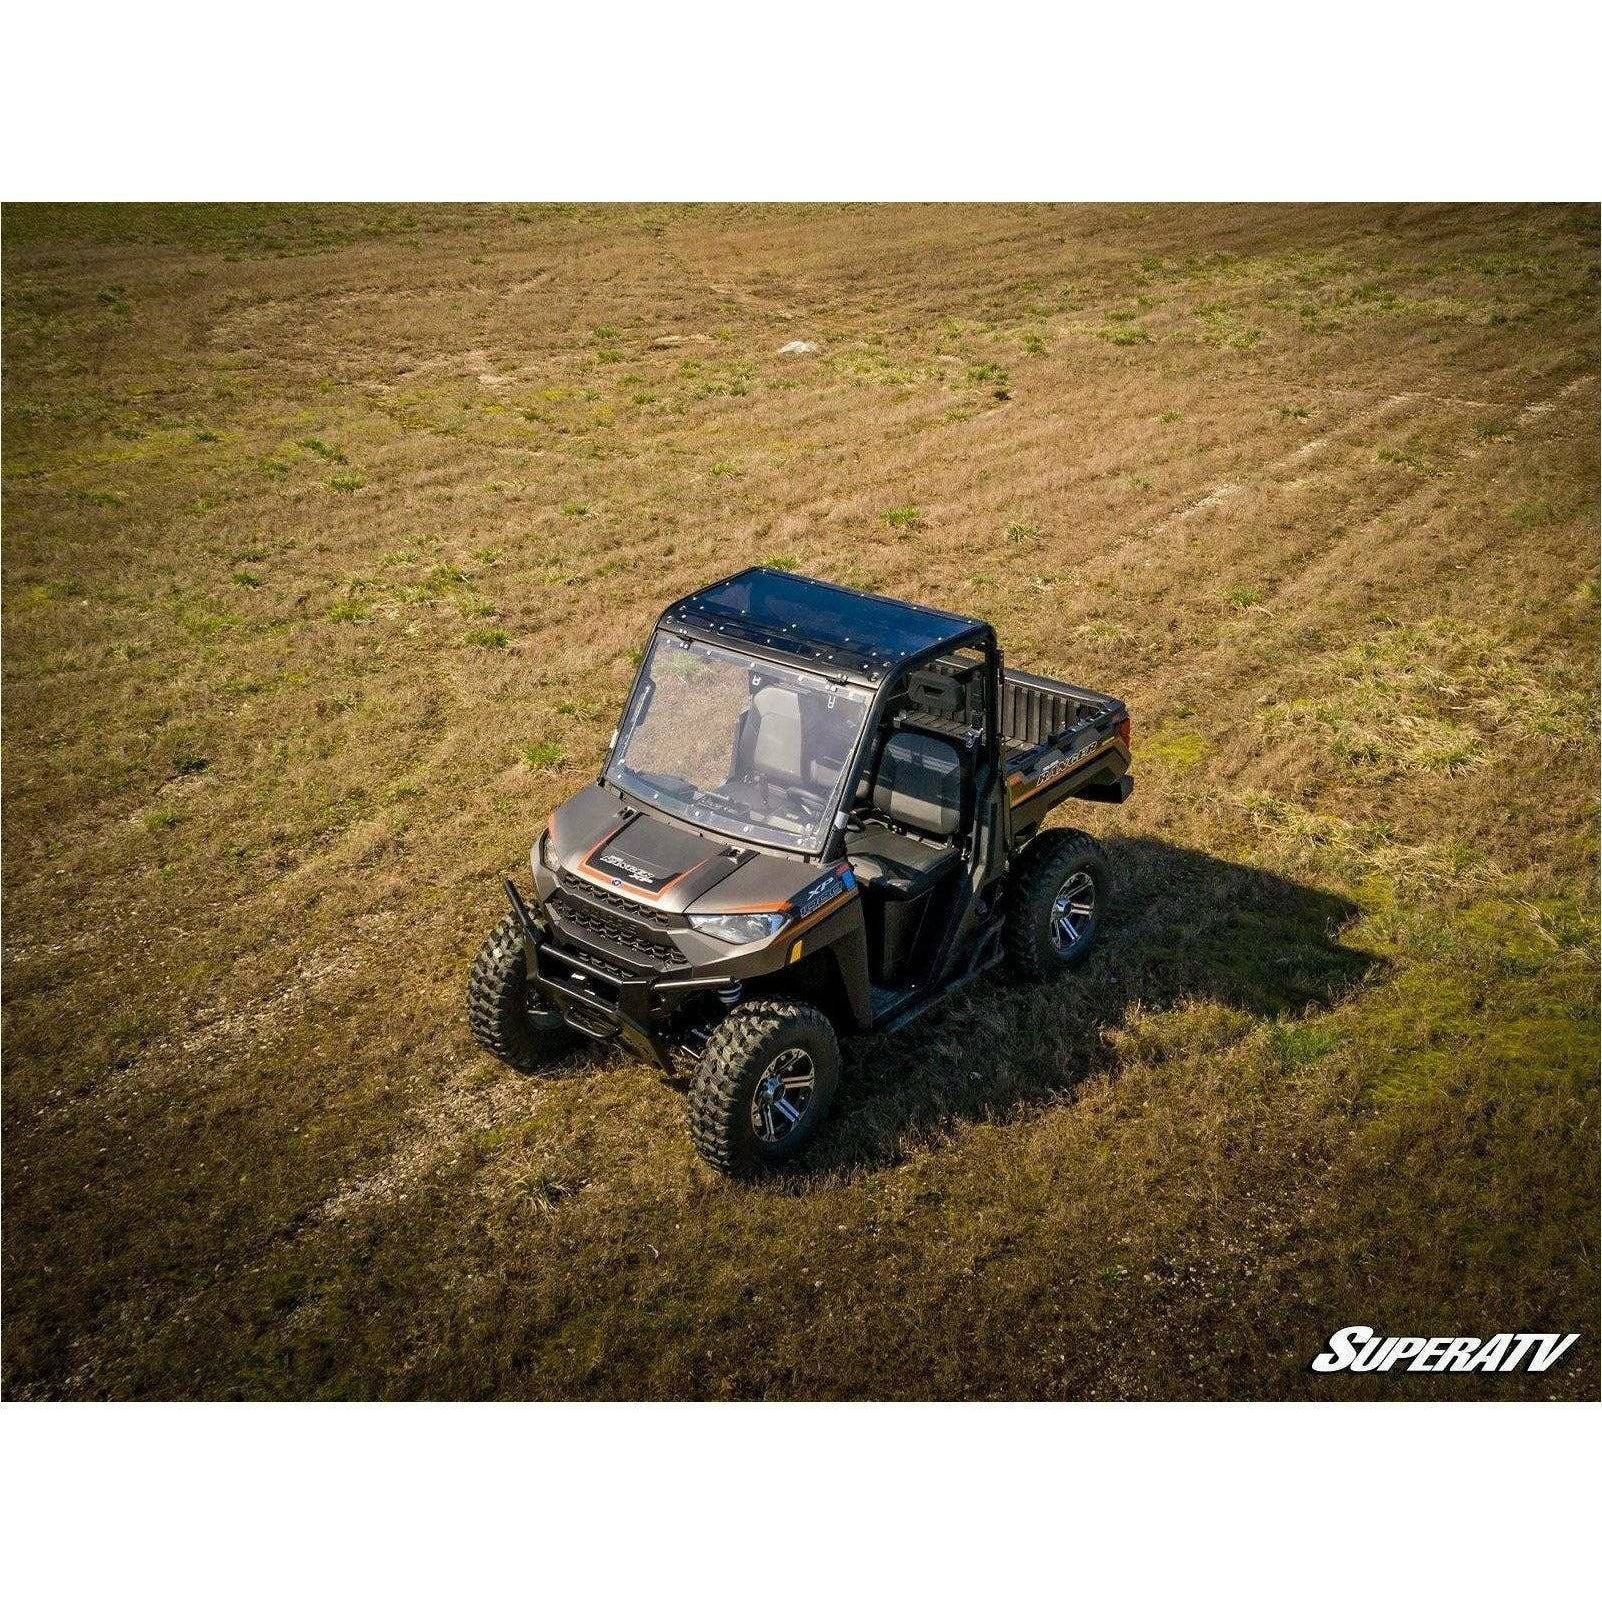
[1269,368,1595,616]
[1066,390,1417,588]
[1111,366,1592,611]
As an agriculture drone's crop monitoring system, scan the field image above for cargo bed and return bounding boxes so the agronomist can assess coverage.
[999,666,1131,832]
[888,651,1132,836]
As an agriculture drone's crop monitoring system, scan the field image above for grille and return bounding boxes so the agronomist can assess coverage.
[560,871,681,928]
[549,891,688,968]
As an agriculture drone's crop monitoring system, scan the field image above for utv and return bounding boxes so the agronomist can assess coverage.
[468,567,1132,1175]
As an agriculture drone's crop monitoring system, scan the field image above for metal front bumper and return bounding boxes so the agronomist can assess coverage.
[503,879,729,1068]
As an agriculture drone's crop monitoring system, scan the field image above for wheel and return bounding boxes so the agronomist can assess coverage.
[688,997,841,1176]
[466,909,573,1070]
[1002,828,1110,981]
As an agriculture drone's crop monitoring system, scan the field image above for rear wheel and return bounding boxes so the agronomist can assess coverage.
[689,997,841,1176]
[467,910,574,1070]
[1002,828,1110,981]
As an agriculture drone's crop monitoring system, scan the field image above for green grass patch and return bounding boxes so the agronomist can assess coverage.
[1269,1021,1342,1067]
[176,606,242,637]
[1256,617,1594,777]
[297,437,346,463]
[1143,728,1210,770]
[520,739,565,771]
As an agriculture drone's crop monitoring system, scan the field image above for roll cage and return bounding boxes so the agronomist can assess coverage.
[602,567,1004,873]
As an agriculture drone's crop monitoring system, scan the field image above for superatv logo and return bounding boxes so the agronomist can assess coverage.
[1311,1325,1580,1375]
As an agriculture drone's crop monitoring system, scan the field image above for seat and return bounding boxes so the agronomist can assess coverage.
[746,685,804,784]
[849,822,958,899]
[848,730,965,900]
[721,686,810,815]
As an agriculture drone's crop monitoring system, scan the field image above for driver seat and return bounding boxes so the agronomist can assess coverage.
[722,686,814,819]
[746,685,804,784]
[725,683,805,791]
[731,684,851,793]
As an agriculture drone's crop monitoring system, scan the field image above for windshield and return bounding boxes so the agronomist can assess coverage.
[606,630,874,853]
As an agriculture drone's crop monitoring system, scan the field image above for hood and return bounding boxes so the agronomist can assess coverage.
[547,788,826,916]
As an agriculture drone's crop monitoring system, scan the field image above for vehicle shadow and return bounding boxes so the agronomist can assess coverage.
[791,833,1382,1182]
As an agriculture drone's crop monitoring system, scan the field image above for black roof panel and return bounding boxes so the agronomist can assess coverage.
[664,568,985,680]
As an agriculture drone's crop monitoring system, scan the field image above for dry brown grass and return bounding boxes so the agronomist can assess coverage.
[3,202,1597,1399]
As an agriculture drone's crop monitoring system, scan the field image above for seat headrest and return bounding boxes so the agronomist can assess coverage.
[873,730,963,837]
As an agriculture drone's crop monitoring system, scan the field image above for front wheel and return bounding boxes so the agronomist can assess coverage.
[689,997,841,1176]
[467,910,574,1070]
[1002,828,1111,981]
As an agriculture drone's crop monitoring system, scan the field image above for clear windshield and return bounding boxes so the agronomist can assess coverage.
[606,631,874,853]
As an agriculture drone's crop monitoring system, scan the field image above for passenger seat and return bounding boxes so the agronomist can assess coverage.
[849,731,964,899]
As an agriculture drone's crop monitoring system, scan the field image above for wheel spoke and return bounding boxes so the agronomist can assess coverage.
[1048,868,1096,954]
[750,1046,816,1143]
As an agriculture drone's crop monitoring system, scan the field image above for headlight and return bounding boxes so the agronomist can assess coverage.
[537,830,559,873]
[686,910,789,946]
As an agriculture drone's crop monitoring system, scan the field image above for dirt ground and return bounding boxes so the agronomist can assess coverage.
[3,202,1596,1399]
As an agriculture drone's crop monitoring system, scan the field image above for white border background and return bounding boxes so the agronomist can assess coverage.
[3,1403,1598,1592]
[2,1,1599,199]
[2,2,1598,1594]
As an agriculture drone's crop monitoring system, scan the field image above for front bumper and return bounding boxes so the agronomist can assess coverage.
[504,879,734,1069]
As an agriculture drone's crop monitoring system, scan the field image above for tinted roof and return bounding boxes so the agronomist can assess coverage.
[663,567,985,680]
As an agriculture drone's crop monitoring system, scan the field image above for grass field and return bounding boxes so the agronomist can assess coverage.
[3,202,1597,1400]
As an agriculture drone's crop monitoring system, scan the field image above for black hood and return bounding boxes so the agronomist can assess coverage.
[546,787,826,917]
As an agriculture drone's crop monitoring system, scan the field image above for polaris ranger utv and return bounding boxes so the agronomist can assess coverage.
[468,567,1132,1175]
